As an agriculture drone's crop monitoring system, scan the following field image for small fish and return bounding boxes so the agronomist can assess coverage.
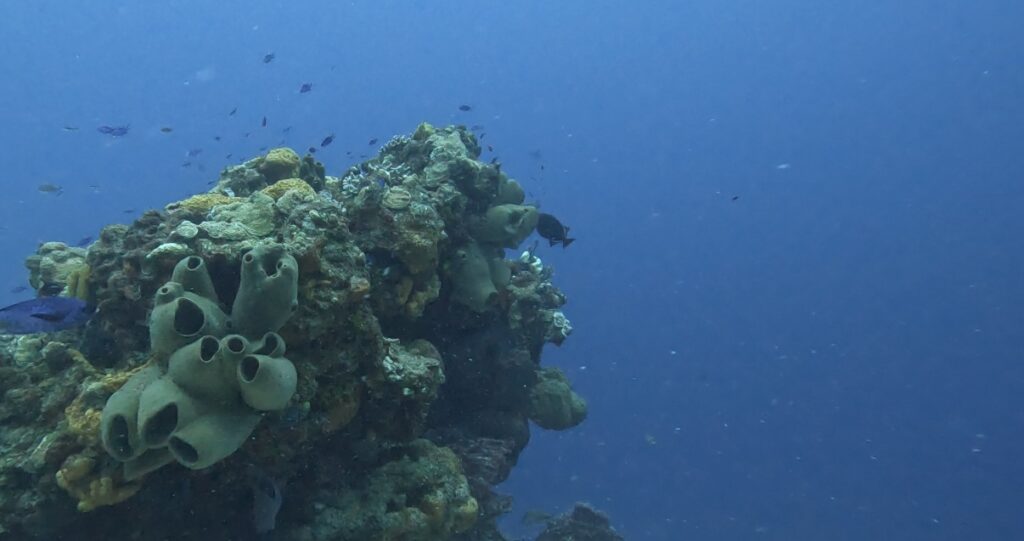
[38,183,63,195]
[263,53,276,63]
[186,148,203,157]
[536,213,575,248]
[229,107,237,116]
[0,297,92,335]
[458,104,472,111]
[320,134,335,147]
[282,126,292,133]
[73,235,94,247]
[9,285,28,294]
[308,146,318,154]
[62,126,79,132]
[160,127,173,133]
[521,509,553,526]
[367,138,378,146]
[487,144,494,152]
[261,116,267,127]
[470,124,485,131]
[97,125,130,136]
[731,195,740,201]
[244,132,251,138]
[258,146,267,151]
[213,135,221,141]
[479,133,486,140]
[123,208,136,214]
[529,149,543,160]
[299,83,313,93]
[225,153,233,159]
[181,161,192,168]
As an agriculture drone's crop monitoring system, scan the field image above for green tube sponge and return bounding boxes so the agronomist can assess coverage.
[470,204,539,248]
[449,241,498,312]
[237,354,297,411]
[171,256,218,301]
[123,448,175,482]
[100,364,162,461]
[251,332,286,358]
[527,367,588,430]
[167,335,233,401]
[149,282,228,357]
[168,410,261,470]
[214,334,250,383]
[230,245,298,337]
[137,376,203,448]
[494,178,525,205]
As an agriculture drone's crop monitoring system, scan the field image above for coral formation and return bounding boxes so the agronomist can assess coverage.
[0,124,598,540]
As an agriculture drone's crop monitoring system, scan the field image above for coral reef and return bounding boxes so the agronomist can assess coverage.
[0,124,599,540]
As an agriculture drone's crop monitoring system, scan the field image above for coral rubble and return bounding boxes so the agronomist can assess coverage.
[0,124,598,540]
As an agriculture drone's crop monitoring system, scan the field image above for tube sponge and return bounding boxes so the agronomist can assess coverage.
[470,204,539,248]
[237,354,297,411]
[100,364,162,461]
[136,376,202,448]
[168,410,261,470]
[171,256,218,300]
[230,245,298,337]
[449,241,498,312]
[149,283,227,357]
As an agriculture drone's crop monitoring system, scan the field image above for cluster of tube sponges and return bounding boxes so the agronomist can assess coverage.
[100,245,299,478]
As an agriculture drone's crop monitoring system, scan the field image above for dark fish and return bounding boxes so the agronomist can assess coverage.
[487,144,493,152]
[367,138,378,146]
[123,208,136,214]
[244,132,251,138]
[182,161,192,168]
[258,146,267,151]
[186,148,203,157]
[261,116,267,127]
[282,126,292,133]
[160,127,173,133]
[307,146,318,154]
[320,134,335,147]
[536,213,575,248]
[299,83,312,93]
[248,469,283,534]
[38,183,63,195]
[479,132,486,140]
[458,104,472,111]
[470,124,485,130]
[97,125,130,136]
[8,286,28,294]
[263,53,275,63]
[229,107,237,116]
[731,195,739,201]
[213,135,221,141]
[73,235,94,247]
[225,153,233,159]
[528,149,543,160]
[63,126,79,132]
[0,297,92,335]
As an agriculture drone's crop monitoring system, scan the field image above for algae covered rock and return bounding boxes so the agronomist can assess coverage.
[528,367,588,430]
[259,147,301,182]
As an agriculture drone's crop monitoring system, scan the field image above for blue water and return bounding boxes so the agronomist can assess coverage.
[2,2,1023,540]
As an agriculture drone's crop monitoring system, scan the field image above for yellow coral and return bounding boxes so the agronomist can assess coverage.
[56,453,141,512]
[261,177,315,200]
[166,193,239,215]
[65,362,147,446]
[65,264,91,302]
[451,496,479,533]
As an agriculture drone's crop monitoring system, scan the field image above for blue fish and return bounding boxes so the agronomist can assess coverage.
[0,297,92,335]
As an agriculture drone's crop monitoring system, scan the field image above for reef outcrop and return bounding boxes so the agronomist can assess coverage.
[0,124,594,540]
